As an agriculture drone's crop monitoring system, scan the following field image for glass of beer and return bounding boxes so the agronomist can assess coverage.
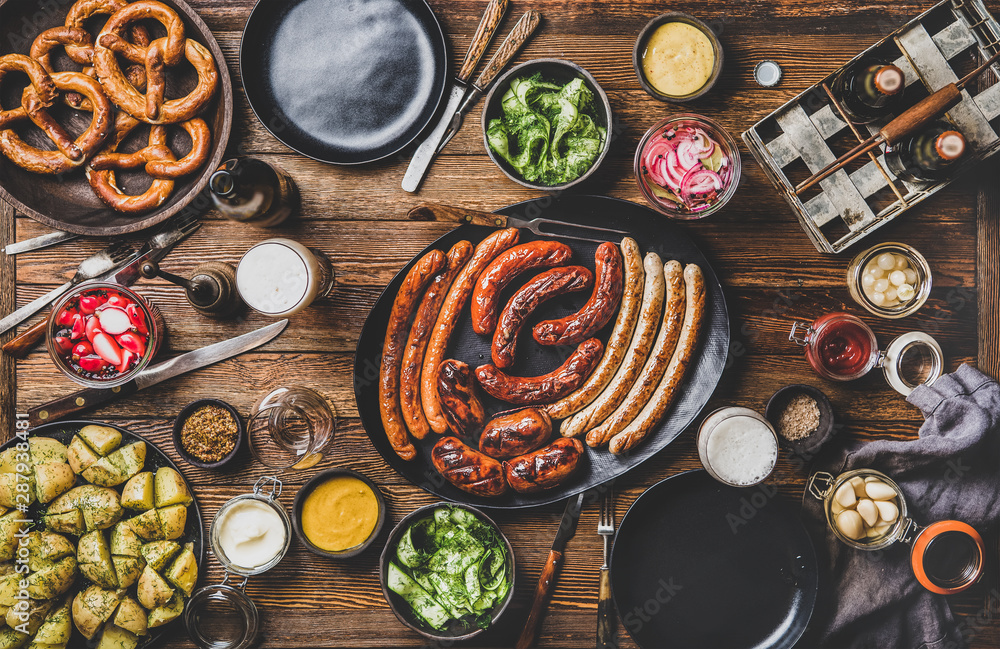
[246,386,336,470]
[236,238,335,317]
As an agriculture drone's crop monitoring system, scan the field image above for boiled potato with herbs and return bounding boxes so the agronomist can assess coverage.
[72,586,122,640]
[146,593,184,629]
[156,505,187,541]
[82,443,146,488]
[113,596,148,637]
[95,620,139,649]
[0,513,28,561]
[166,546,198,597]
[46,486,123,534]
[78,426,122,458]
[78,531,118,590]
[136,565,173,610]
[139,542,180,573]
[33,462,74,505]
[126,510,163,542]
[154,469,192,509]
[31,597,71,646]
[120,473,154,511]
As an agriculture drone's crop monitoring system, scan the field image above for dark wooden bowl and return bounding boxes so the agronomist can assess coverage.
[0,0,233,235]
[173,398,245,469]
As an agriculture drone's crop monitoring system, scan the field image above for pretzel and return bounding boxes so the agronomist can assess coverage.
[0,57,112,174]
[95,27,217,124]
[63,0,135,63]
[86,112,175,213]
[90,116,211,178]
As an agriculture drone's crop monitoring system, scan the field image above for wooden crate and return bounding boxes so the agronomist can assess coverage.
[742,0,1000,253]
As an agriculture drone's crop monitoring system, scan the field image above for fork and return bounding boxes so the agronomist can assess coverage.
[408,202,630,244]
[597,484,616,649]
[0,240,136,335]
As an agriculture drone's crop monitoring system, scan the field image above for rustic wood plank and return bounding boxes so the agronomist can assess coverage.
[0,200,14,441]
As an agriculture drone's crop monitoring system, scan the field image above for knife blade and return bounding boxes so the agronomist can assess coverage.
[435,10,542,154]
[28,319,288,426]
[1,216,201,359]
[515,492,586,649]
[401,0,509,193]
[2,229,79,256]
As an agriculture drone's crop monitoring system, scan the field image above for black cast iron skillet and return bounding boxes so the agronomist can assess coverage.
[611,470,819,649]
[241,0,448,165]
[354,194,731,508]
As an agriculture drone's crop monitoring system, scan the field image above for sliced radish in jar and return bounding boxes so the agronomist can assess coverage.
[70,314,86,341]
[85,316,102,343]
[126,304,148,335]
[53,336,73,354]
[117,349,135,374]
[116,331,146,356]
[78,355,108,373]
[79,295,101,315]
[97,306,131,335]
[92,332,123,366]
[72,341,93,361]
[680,168,724,197]
[57,309,76,326]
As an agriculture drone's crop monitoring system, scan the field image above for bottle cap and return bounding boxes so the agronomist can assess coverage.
[210,169,236,197]
[754,60,783,87]
[874,65,904,96]
[936,131,966,160]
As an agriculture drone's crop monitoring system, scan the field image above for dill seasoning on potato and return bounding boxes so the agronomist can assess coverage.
[181,405,239,463]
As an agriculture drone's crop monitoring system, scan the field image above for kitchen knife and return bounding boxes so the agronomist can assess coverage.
[401,0,509,193]
[2,229,79,256]
[27,319,288,426]
[435,10,542,154]
[2,215,201,358]
[515,492,586,649]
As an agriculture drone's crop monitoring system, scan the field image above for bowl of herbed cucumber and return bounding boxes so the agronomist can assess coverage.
[379,503,515,640]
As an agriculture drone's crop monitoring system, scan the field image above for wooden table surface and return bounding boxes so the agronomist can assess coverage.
[3,0,1000,647]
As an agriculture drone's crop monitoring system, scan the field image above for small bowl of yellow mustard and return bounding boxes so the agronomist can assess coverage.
[633,12,724,102]
[292,468,386,559]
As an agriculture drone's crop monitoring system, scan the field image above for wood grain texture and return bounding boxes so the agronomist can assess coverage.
[0,0,996,647]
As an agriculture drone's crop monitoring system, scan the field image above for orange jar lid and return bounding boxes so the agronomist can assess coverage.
[910,520,984,595]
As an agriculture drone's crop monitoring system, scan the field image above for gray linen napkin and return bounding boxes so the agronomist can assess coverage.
[800,363,1000,649]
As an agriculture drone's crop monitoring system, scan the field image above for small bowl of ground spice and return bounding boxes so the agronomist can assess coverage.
[765,385,835,458]
[173,398,245,469]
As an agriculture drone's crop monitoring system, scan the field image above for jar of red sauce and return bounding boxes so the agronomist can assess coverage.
[790,312,943,395]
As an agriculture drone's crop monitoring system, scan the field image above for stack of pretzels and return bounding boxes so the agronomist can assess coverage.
[0,0,219,214]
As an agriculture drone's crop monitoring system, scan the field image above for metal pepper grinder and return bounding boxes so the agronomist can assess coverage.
[140,260,243,318]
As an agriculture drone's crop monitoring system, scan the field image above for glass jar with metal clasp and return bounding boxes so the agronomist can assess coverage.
[184,476,292,649]
[789,312,944,395]
[808,469,985,594]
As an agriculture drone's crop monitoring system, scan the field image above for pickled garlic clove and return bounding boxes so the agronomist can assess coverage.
[837,509,865,540]
[849,476,867,498]
[875,499,899,523]
[835,482,857,508]
[857,498,879,527]
[864,480,897,500]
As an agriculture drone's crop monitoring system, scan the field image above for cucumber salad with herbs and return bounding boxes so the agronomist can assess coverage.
[387,506,511,632]
[486,73,606,186]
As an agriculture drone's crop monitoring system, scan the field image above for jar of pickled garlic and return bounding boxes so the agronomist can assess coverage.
[808,470,985,594]
[847,242,931,318]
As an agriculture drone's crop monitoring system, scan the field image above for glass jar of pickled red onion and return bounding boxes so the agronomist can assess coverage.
[847,242,931,319]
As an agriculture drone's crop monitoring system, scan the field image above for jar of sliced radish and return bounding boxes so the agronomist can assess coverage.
[634,114,741,219]
[46,282,165,388]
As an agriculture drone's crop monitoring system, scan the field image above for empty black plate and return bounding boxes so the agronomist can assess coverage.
[612,470,818,649]
[241,0,448,164]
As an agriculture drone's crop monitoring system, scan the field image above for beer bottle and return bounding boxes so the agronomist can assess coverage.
[209,158,299,227]
[885,121,967,183]
[834,59,906,124]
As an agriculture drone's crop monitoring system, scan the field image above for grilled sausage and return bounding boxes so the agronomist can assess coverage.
[609,263,706,455]
[431,436,509,498]
[546,238,643,420]
[586,261,685,447]
[492,266,593,369]
[437,359,487,439]
[421,228,520,434]
[560,253,665,440]
[533,242,623,346]
[503,438,585,494]
[471,240,573,335]
[479,407,553,460]
[379,250,447,461]
[400,241,473,439]
[476,338,604,406]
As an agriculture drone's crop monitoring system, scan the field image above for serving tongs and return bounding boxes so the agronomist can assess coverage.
[796,48,1000,195]
[408,202,629,244]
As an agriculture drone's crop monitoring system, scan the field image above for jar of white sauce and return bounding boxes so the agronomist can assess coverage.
[185,476,292,649]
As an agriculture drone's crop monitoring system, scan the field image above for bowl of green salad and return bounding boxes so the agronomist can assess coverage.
[482,58,612,191]
[379,503,515,640]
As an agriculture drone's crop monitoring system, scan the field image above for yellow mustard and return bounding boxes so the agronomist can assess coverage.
[301,475,379,552]
[641,22,715,97]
